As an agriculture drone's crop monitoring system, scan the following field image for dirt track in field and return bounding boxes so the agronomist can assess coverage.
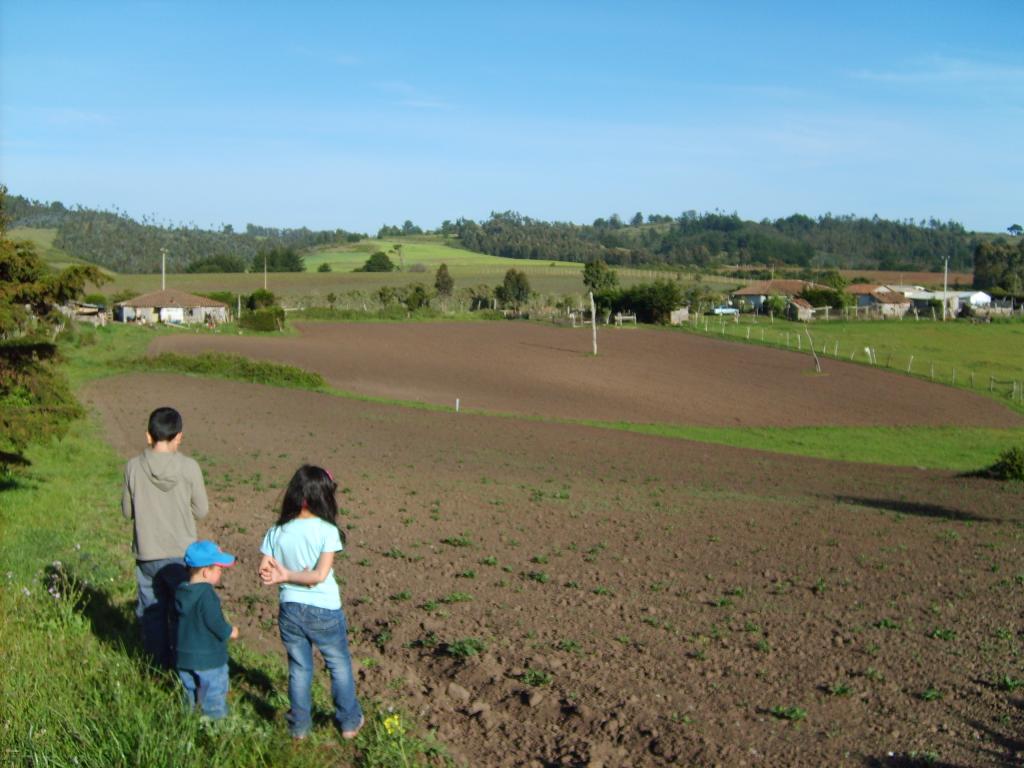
[84,356,1024,766]
[148,322,1023,429]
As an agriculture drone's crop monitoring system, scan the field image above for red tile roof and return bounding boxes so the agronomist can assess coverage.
[116,289,228,309]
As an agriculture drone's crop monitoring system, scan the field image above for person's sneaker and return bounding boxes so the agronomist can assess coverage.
[341,715,364,740]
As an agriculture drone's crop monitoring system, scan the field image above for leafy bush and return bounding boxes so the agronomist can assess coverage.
[358,252,396,272]
[245,289,276,310]
[239,306,284,332]
[987,446,1024,481]
[316,262,331,273]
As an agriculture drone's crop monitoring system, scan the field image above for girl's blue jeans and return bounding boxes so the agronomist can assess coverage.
[278,602,362,737]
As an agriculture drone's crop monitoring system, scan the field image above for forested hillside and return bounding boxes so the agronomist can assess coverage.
[7,194,1010,284]
[448,211,979,273]
[7,195,366,273]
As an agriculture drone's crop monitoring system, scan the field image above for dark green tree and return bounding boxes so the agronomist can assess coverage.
[1,188,106,467]
[359,252,396,272]
[582,258,619,293]
[434,263,454,300]
[495,269,531,309]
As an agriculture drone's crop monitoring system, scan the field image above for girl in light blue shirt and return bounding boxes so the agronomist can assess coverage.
[259,465,363,740]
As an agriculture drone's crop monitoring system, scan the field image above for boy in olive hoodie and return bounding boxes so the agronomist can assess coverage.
[176,540,238,719]
[122,406,209,667]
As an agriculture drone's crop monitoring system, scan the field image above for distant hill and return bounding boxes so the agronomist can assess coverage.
[4,193,1011,279]
[5,194,367,274]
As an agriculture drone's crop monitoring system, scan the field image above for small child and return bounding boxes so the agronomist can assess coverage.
[175,539,239,720]
[122,406,209,668]
[259,465,363,740]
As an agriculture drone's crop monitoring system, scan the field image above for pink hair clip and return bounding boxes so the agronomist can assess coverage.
[324,468,334,482]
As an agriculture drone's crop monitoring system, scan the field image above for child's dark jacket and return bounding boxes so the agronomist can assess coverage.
[175,582,232,671]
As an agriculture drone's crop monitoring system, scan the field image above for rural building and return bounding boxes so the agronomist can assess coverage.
[956,290,991,308]
[669,307,690,325]
[846,283,896,307]
[114,289,230,325]
[865,291,910,318]
[787,297,814,322]
[731,280,818,312]
[58,301,108,327]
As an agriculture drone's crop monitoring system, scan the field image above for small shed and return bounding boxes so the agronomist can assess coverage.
[115,289,229,325]
[787,297,814,322]
[867,291,910,318]
[669,307,690,325]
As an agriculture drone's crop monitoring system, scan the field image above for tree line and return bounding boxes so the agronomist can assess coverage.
[448,210,979,273]
[7,195,365,274]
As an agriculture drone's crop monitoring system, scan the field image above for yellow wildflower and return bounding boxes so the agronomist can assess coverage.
[383,714,403,736]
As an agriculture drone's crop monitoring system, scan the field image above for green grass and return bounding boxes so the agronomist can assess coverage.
[680,315,1024,405]
[582,421,1024,471]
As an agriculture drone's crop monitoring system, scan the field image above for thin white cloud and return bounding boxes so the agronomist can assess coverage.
[849,56,1024,86]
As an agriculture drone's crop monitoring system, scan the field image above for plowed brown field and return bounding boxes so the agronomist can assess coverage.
[149,322,1022,429]
[83,323,1024,767]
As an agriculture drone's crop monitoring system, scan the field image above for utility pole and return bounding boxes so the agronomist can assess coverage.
[160,247,167,290]
[942,255,949,321]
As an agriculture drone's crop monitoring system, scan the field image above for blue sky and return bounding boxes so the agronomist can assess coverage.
[2,1,1022,233]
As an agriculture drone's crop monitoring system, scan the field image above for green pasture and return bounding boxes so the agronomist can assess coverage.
[8,226,114,272]
[682,314,1024,406]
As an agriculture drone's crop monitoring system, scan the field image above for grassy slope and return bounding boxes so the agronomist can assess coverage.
[62,234,734,303]
[681,315,1024,397]
[8,226,109,271]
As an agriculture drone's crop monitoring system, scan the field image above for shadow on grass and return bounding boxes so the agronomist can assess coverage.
[834,495,988,523]
[1,452,31,492]
[228,658,280,722]
[47,563,284,726]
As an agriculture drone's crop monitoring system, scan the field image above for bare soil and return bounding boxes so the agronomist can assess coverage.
[149,322,1022,429]
[83,342,1024,767]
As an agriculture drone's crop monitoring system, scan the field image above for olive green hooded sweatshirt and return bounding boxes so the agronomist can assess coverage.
[122,449,209,560]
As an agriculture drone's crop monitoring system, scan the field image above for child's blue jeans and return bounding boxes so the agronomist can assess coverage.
[278,602,362,737]
[178,664,229,720]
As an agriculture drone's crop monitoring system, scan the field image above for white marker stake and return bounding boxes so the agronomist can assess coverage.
[456,398,460,413]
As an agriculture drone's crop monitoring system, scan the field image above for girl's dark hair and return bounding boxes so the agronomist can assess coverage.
[277,465,342,541]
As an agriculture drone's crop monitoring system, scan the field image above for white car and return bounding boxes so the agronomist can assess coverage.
[711,305,739,316]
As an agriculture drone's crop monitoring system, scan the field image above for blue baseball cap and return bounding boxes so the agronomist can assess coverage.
[185,540,236,568]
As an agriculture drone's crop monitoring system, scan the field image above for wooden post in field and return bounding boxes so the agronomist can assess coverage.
[590,291,597,356]
[907,355,914,373]
[805,328,822,373]
[970,372,975,388]
[952,368,957,386]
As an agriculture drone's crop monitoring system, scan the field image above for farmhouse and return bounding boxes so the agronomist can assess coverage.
[115,289,230,325]
[731,280,818,312]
